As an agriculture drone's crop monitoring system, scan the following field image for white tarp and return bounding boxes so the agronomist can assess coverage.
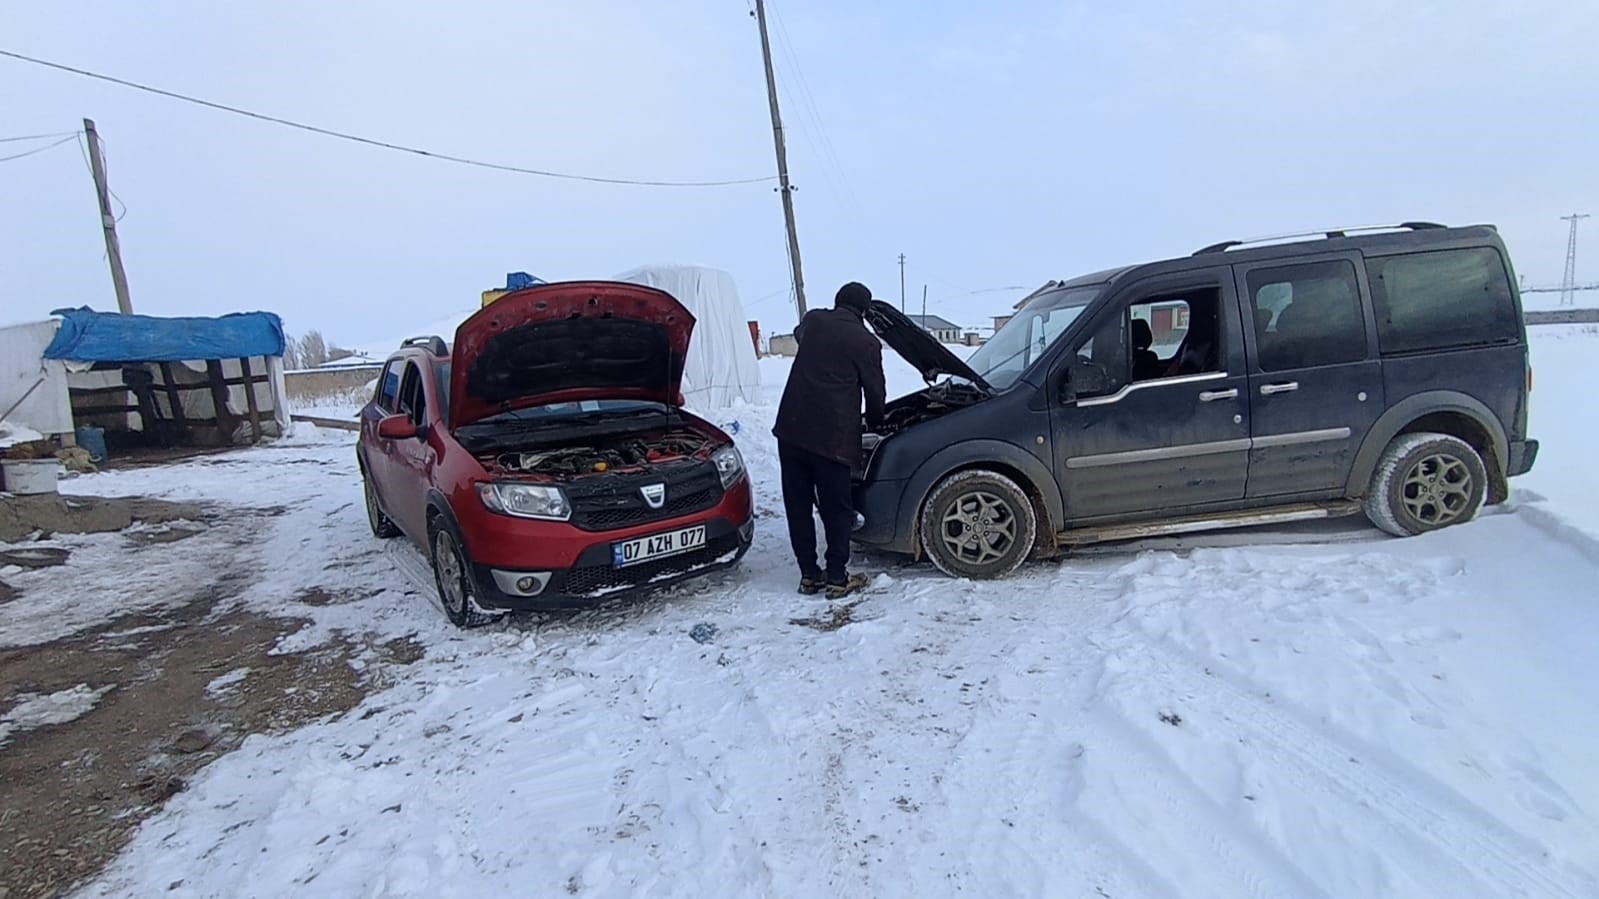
[613,265,761,409]
[0,320,73,436]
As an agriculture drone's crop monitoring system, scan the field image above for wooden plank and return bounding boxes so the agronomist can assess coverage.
[157,363,189,428]
[239,357,263,443]
[290,413,360,432]
[204,360,236,446]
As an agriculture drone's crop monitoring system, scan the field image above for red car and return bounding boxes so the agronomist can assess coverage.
[357,281,754,626]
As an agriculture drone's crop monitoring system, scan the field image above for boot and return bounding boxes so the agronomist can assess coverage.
[825,573,871,600]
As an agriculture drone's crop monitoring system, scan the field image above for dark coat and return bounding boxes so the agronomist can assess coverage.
[773,306,887,468]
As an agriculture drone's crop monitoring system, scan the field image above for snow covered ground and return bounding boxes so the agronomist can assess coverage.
[9,327,1593,897]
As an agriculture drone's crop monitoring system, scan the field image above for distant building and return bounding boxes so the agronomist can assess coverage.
[906,314,963,344]
[768,333,799,357]
[962,332,984,347]
[991,314,1014,333]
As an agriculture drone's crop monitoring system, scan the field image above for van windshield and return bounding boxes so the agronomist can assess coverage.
[966,286,1102,390]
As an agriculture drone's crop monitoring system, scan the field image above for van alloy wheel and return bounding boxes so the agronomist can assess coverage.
[939,490,1018,566]
[920,469,1038,580]
[1364,432,1487,537]
[1400,453,1474,526]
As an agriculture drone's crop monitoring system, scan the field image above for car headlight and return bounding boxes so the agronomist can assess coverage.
[477,483,571,521]
[712,446,746,489]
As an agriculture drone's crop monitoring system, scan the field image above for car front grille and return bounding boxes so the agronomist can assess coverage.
[557,532,745,597]
[566,462,724,532]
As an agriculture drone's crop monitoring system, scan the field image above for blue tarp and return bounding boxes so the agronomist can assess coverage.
[43,307,286,363]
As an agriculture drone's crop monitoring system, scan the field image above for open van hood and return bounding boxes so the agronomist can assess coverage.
[449,281,694,428]
[864,301,990,391]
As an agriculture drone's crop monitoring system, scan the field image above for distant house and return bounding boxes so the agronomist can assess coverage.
[768,333,799,357]
[991,314,1014,334]
[962,332,984,347]
[907,314,963,344]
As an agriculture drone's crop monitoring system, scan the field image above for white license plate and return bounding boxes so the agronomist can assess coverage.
[612,525,706,568]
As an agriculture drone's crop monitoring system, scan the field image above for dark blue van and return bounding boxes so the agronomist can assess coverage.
[857,223,1538,579]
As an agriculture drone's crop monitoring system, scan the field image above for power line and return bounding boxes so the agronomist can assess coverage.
[0,131,79,144]
[0,48,778,189]
[0,134,77,163]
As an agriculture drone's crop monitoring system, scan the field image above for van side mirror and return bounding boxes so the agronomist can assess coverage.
[1068,359,1114,401]
[377,414,419,440]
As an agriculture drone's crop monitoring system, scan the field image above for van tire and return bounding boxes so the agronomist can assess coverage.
[920,470,1038,580]
[1364,433,1487,537]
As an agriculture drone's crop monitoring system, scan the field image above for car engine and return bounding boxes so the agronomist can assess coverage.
[483,430,712,478]
[872,380,988,437]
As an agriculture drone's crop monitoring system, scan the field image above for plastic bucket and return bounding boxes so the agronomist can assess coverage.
[75,426,108,463]
[1,458,61,495]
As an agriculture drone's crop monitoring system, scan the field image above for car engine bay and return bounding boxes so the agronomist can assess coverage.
[872,380,988,437]
[479,429,714,479]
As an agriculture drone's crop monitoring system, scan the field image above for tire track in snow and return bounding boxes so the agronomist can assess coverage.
[1106,635,1596,898]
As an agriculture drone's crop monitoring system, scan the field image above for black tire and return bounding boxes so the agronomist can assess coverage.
[363,471,401,539]
[919,469,1038,580]
[1363,433,1487,537]
[427,517,499,628]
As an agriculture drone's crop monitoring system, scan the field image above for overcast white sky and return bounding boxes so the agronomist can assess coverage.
[3,1,1596,344]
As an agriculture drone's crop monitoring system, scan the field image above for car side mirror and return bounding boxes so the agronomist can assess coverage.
[1068,360,1113,401]
[377,414,419,440]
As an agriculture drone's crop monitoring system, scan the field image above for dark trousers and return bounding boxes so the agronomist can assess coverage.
[778,441,854,581]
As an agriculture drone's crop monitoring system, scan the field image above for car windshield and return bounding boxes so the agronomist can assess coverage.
[965,286,1103,390]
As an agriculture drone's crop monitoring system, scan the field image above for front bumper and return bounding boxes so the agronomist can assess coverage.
[1507,439,1539,477]
[470,515,754,611]
[851,476,913,554]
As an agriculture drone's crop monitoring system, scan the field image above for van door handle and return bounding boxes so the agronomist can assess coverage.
[1260,382,1300,396]
[1198,389,1238,402]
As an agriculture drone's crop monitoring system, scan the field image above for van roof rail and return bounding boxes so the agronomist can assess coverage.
[401,335,449,356]
[1192,221,1448,255]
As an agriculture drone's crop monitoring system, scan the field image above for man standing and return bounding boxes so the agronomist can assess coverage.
[773,282,887,598]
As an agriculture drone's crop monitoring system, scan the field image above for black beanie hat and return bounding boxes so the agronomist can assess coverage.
[835,282,872,312]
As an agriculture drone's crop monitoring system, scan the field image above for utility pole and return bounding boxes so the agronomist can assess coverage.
[83,119,133,315]
[1560,213,1589,307]
[898,253,907,312]
[921,284,928,329]
[753,0,806,317]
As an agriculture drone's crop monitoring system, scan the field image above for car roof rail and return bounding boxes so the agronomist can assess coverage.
[400,335,449,356]
[1192,221,1448,255]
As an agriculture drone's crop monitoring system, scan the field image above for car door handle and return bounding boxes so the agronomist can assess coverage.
[1198,389,1238,402]
[1260,382,1300,396]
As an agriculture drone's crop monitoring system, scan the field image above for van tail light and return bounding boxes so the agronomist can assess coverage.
[1528,364,1534,394]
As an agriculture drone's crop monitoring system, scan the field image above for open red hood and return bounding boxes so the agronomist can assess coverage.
[449,281,696,428]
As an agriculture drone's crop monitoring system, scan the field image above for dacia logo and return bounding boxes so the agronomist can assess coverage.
[640,483,666,510]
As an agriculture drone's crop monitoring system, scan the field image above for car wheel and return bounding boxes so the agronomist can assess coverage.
[428,519,498,628]
[1364,433,1487,537]
[919,469,1038,580]
[363,472,401,539]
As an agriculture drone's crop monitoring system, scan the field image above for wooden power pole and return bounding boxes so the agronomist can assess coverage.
[83,118,133,314]
[753,0,807,316]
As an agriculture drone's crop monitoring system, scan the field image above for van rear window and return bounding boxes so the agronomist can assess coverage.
[1365,248,1519,355]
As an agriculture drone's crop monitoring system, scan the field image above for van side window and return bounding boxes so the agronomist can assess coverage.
[1365,248,1518,354]
[1247,261,1366,372]
[1069,285,1225,397]
[376,362,401,411]
[397,362,426,425]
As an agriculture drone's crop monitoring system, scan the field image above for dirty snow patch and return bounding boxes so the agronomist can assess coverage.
[0,684,113,747]
[205,668,251,697]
